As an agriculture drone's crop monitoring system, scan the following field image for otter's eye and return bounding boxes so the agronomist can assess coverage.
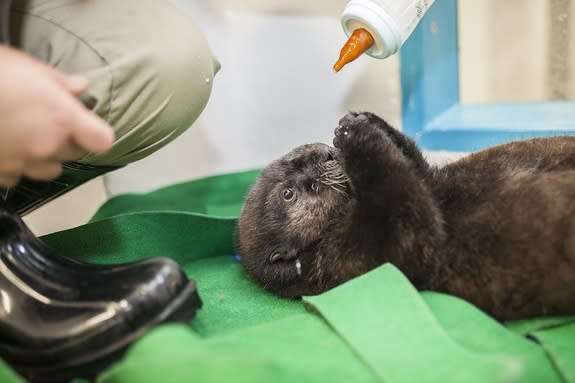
[311,182,319,192]
[282,188,295,201]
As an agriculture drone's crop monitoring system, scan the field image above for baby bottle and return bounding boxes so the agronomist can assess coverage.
[334,0,437,71]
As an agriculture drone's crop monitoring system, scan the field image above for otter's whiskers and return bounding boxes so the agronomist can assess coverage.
[319,161,349,195]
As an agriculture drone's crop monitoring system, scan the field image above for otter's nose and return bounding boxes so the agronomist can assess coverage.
[326,147,339,162]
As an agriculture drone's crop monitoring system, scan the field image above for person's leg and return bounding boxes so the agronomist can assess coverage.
[0,1,218,380]
[3,0,219,214]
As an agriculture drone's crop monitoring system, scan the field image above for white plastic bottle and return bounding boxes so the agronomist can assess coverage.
[341,0,437,59]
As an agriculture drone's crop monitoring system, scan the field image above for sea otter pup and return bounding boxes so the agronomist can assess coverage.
[236,112,575,321]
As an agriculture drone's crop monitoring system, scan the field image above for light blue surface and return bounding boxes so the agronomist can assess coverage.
[420,102,575,151]
[399,0,575,152]
[400,0,459,139]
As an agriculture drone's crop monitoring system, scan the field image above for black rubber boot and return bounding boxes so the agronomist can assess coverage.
[0,164,202,382]
[0,210,202,382]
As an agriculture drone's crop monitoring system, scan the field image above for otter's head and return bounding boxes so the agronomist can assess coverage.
[235,143,350,298]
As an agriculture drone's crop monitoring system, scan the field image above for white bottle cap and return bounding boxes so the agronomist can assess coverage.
[341,0,401,59]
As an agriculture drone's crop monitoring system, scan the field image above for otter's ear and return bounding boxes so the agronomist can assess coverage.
[269,248,299,264]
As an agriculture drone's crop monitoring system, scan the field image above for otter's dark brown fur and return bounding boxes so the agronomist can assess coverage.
[235,112,575,321]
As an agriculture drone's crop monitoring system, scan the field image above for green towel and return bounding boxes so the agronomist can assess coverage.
[305,266,561,383]
[2,170,574,383]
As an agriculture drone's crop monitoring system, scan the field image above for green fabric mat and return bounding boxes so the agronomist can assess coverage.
[2,170,574,383]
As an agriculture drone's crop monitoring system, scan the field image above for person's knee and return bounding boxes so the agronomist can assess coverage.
[12,0,219,166]
[78,2,220,166]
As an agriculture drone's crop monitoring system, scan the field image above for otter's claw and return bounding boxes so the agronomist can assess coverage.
[333,123,355,149]
[334,125,349,138]
[339,112,369,126]
[334,112,373,148]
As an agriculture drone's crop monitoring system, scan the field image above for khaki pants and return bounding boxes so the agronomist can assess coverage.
[9,0,219,166]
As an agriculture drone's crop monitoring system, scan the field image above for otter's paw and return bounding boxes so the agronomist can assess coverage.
[333,112,385,150]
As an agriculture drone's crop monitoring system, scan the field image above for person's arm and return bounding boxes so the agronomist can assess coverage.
[0,45,114,188]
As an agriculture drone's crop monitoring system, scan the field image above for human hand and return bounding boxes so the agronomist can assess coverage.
[0,45,114,188]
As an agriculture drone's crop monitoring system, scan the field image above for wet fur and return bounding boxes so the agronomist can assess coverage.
[236,112,575,321]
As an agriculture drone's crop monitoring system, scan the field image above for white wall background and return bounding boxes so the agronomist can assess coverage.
[25,0,575,235]
[103,0,401,196]
[459,0,575,103]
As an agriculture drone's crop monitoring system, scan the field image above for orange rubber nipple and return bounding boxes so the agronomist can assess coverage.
[333,28,375,72]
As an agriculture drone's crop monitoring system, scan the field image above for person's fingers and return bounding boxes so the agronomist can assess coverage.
[0,174,21,188]
[26,84,113,158]
[64,74,89,96]
[48,66,88,96]
[23,161,63,181]
[65,99,115,154]
[56,143,87,162]
[0,159,23,187]
[45,63,115,154]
